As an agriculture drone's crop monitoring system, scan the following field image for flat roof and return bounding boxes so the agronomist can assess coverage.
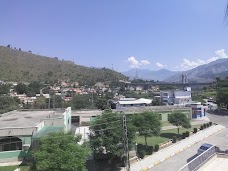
[199,156,228,171]
[0,110,63,128]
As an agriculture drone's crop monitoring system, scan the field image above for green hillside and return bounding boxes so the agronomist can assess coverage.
[0,46,127,85]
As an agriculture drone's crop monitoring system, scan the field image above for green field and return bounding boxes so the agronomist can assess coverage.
[0,166,29,171]
[136,125,202,146]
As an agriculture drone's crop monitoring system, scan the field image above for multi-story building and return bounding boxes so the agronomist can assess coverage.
[160,87,192,105]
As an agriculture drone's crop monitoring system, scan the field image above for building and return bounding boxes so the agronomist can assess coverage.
[160,87,192,105]
[115,98,152,108]
[191,103,207,119]
[0,107,71,163]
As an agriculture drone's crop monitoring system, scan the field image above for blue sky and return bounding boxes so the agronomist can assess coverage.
[0,0,228,72]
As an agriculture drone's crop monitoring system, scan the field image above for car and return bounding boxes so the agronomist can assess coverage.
[197,143,213,155]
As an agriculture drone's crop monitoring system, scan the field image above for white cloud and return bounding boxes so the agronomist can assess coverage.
[140,60,150,65]
[127,56,140,68]
[178,49,228,71]
[156,62,167,68]
[127,56,150,68]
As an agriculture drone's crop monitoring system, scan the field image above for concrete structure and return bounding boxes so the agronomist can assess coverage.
[198,154,228,171]
[0,107,71,163]
[116,98,152,108]
[71,106,192,125]
[191,103,207,119]
[160,87,192,106]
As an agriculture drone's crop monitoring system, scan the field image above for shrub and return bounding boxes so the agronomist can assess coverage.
[154,144,159,152]
[209,122,212,126]
[172,136,177,143]
[193,128,198,133]
[200,125,204,130]
[145,146,154,155]
[138,149,145,159]
[206,123,210,127]
[186,131,190,137]
[203,124,207,129]
[182,132,186,139]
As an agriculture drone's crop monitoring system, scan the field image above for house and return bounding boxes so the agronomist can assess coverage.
[160,87,192,105]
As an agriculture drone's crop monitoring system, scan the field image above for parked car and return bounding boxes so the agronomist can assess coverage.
[197,143,213,155]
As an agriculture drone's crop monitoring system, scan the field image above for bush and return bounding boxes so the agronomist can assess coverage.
[206,123,210,127]
[172,136,177,143]
[203,123,207,129]
[182,132,186,139]
[138,149,145,159]
[200,125,204,130]
[209,122,212,126]
[145,146,154,155]
[193,128,198,133]
[154,144,159,152]
[186,131,190,137]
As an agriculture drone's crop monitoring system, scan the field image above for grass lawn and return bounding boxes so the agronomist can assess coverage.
[136,125,202,146]
[0,165,29,171]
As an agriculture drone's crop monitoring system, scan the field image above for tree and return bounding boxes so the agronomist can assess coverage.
[32,132,89,171]
[168,112,191,134]
[7,44,10,48]
[35,96,46,109]
[133,112,161,146]
[15,82,27,94]
[95,98,108,110]
[0,84,10,95]
[89,111,136,161]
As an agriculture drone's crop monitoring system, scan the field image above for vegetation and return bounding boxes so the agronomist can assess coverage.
[0,97,19,114]
[0,46,127,85]
[32,132,89,171]
[133,112,161,146]
[89,111,136,161]
[0,165,29,171]
[168,112,191,134]
[0,83,10,94]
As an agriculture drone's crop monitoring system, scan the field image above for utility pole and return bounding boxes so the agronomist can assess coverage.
[121,112,130,171]
[91,91,94,108]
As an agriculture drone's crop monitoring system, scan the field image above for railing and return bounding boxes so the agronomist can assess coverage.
[178,146,216,171]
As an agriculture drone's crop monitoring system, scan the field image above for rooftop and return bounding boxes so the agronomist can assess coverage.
[0,110,63,128]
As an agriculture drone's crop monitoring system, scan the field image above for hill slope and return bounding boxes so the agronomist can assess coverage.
[165,58,228,83]
[122,69,179,81]
[0,46,127,85]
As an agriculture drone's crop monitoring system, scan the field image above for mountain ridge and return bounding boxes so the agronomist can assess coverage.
[0,46,127,85]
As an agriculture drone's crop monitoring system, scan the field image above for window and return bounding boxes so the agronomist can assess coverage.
[0,136,22,152]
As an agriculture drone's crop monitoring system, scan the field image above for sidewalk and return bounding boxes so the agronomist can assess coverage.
[129,124,225,171]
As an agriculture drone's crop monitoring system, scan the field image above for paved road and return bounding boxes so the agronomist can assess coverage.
[148,113,228,171]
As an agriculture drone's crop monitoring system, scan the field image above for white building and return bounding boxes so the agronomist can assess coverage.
[160,87,192,106]
[116,98,152,108]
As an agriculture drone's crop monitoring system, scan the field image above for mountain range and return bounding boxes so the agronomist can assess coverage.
[122,58,228,83]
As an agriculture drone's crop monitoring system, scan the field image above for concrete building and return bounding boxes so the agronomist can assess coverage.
[160,87,192,105]
[115,98,152,108]
[0,107,71,163]
[191,103,207,119]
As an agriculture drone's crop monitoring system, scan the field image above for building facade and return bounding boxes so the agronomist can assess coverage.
[160,87,192,105]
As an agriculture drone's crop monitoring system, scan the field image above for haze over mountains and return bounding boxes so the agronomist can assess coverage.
[122,58,228,83]
[122,69,179,81]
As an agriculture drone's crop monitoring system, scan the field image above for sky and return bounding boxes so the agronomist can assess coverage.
[0,0,228,72]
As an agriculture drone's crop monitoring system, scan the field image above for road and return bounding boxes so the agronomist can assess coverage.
[148,113,228,171]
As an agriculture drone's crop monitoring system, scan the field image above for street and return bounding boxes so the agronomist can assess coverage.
[148,113,228,171]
